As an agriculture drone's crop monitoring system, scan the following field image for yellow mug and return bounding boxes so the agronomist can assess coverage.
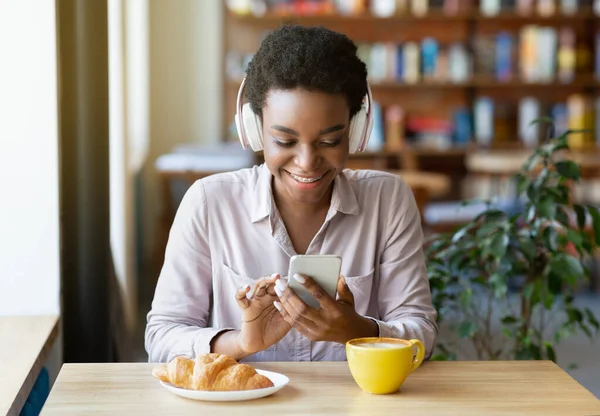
[346,337,425,394]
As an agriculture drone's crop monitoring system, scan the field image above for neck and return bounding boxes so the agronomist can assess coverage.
[273,182,333,219]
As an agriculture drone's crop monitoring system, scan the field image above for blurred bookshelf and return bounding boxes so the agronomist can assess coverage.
[222,0,600,175]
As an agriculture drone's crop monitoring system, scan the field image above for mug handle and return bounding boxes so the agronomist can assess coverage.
[408,339,425,373]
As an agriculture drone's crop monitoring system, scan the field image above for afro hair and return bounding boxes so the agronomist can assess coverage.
[244,25,368,119]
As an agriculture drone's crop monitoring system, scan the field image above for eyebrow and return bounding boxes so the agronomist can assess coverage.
[270,124,346,136]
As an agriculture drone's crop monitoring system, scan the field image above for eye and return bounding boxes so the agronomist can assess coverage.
[320,137,342,147]
[273,138,295,148]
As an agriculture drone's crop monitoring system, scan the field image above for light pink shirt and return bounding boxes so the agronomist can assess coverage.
[145,164,438,363]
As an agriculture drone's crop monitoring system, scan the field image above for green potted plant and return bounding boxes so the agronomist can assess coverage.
[426,124,600,362]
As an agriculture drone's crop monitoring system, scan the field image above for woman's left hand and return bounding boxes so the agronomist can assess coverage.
[273,274,378,344]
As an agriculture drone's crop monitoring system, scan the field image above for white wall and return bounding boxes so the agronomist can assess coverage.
[0,1,60,317]
[0,0,61,386]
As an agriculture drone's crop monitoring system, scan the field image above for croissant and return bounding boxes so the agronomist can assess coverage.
[152,353,274,391]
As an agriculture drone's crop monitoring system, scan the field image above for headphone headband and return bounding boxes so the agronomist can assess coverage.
[235,77,373,153]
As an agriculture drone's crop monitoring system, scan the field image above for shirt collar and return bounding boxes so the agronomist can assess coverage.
[251,164,359,223]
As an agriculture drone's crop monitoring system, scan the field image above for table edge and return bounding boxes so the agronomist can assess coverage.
[2,316,60,416]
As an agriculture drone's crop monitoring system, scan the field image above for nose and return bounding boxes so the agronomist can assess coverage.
[294,143,321,172]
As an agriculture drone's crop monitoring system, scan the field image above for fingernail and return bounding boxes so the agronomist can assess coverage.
[274,285,283,298]
[246,292,253,300]
[293,273,306,284]
[273,301,282,311]
[275,279,287,291]
[271,273,279,278]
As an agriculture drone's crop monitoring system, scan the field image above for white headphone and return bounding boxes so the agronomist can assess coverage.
[234,77,374,154]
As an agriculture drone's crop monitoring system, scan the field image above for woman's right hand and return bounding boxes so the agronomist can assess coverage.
[234,274,292,356]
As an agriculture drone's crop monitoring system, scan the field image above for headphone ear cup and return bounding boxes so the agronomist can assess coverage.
[241,103,263,151]
[348,107,367,154]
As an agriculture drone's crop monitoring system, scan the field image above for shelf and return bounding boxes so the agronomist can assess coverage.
[228,10,598,25]
[351,144,600,158]
[473,10,597,23]
[227,78,599,90]
[228,10,471,24]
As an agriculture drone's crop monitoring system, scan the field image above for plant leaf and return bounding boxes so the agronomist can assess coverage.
[547,272,563,295]
[458,321,477,339]
[588,205,600,245]
[528,116,555,126]
[501,316,517,325]
[584,308,600,330]
[486,232,509,259]
[544,342,557,362]
[537,197,556,219]
[548,254,585,285]
[542,226,558,252]
[527,205,536,222]
[573,204,587,230]
[567,308,584,324]
[566,229,584,248]
[515,348,532,360]
[555,208,570,227]
[519,238,536,261]
[490,272,508,298]
[451,225,471,243]
[515,173,529,194]
[555,160,581,180]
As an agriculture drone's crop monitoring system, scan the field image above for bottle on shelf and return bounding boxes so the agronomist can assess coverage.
[421,38,439,81]
[370,0,396,17]
[560,0,578,15]
[595,97,600,147]
[474,97,495,147]
[385,106,406,150]
[596,30,600,81]
[403,42,420,84]
[411,0,428,16]
[537,0,556,16]
[481,0,501,16]
[519,97,541,148]
[517,0,535,15]
[448,43,471,83]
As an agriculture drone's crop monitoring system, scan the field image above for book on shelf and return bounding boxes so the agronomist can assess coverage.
[496,32,514,82]
[558,28,576,83]
[567,94,595,149]
[596,97,600,146]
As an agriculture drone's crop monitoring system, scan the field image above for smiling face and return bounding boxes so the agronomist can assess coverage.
[261,88,350,209]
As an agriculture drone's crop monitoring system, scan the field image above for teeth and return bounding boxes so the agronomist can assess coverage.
[289,172,323,183]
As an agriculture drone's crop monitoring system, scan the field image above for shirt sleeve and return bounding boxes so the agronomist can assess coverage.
[368,177,439,358]
[144,180,234,363]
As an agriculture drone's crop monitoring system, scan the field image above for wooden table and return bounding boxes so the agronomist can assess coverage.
[466,150,600,178]
[0,315,59,416]
[388,170,452,199]
[41,361,600,415]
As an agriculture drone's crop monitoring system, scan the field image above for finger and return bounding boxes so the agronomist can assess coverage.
[255,283,268,298]
[292,273,337,310]
[273,300,314,332]
[249,273,280,299]
[274,279,318,325]
[336,275,355,305]
[235,285,251,309]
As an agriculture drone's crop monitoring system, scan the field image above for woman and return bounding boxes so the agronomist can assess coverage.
[145,25,437,363]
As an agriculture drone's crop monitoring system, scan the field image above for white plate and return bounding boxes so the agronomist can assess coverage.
[159,369,289,402]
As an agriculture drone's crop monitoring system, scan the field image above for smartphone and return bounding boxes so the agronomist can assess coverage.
[287,255,342,309]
